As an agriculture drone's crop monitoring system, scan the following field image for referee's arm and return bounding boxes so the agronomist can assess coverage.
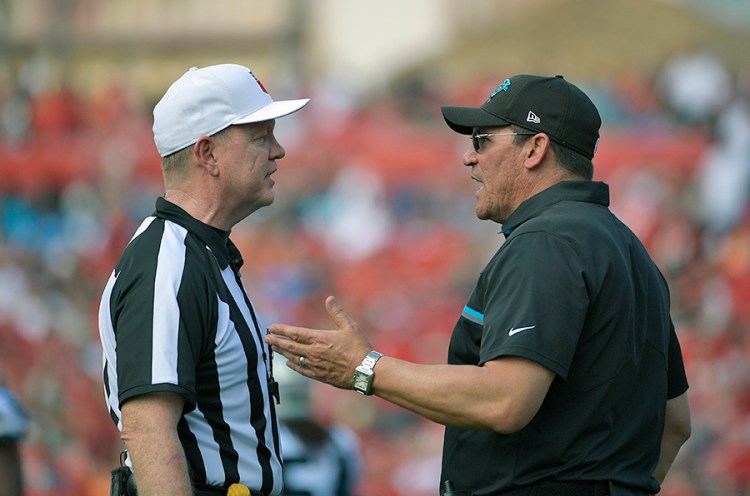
[121,392,193,496]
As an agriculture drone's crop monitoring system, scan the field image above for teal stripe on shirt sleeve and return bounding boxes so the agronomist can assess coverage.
[462,305,484,325]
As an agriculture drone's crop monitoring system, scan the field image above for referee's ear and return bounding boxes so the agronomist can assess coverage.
[193,135,221,178]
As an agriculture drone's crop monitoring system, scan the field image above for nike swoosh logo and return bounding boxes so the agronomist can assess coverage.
[508,325,535,336]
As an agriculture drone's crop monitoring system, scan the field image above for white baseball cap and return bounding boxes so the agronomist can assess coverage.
[153,64,310,157]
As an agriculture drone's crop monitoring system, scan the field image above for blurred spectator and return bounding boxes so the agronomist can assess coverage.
[275,356,362,496]
[0,382,30,496]
[0,86,32,141]
[657,49,733,128]
[301,165,394,261]
[696,83,750,242]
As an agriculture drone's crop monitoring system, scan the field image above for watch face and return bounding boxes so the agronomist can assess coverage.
[353,367,373,394]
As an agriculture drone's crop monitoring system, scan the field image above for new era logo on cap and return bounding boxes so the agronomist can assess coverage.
[152,64,310,157]
[527,111,541,124]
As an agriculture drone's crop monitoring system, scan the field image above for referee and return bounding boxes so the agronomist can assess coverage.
[99,64,308,496]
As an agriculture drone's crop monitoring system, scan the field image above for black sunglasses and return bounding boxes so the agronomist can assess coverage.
[471,131,535,153]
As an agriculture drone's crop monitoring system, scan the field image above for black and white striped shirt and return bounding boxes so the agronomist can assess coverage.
[99,197,282,495]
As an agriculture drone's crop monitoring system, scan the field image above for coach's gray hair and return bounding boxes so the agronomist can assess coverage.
[510,124,594,180]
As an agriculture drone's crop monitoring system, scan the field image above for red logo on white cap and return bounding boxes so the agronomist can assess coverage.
[248,70,268,94]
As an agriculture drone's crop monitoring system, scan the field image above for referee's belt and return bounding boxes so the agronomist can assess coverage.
[194,485,267,496]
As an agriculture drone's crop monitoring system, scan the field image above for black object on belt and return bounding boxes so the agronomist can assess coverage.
[496,481,611,496]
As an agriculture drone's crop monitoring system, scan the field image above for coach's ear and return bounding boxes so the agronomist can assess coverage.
[523,133,551,171]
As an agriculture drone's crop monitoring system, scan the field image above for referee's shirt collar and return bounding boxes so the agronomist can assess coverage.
[500,180,610,237]
[154,197,238,271]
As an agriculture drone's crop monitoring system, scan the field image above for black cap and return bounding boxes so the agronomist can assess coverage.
[441,75,601,159]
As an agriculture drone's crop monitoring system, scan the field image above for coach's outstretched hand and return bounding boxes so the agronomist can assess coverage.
[266,296,374,390]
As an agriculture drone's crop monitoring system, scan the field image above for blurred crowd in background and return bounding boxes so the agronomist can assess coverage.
[0,47,749,496]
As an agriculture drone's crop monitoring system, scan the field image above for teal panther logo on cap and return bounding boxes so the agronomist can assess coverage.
[486,78,511,103]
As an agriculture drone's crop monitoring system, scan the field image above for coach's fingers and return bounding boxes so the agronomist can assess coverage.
[269,346,295,366]
[325,296,358,331]
[267,323,290,339]
[266,325,314,353]
[265,334,294,358]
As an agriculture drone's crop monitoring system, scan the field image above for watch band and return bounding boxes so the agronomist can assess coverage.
[360,350,383,370]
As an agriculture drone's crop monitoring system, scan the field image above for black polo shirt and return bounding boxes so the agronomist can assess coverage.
[441,181,688,496]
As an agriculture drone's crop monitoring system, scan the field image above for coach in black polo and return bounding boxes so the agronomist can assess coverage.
[99,64,308,496]
[266,75,691,496]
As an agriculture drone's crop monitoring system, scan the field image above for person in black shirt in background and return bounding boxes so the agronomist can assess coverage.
[0,382,29,496]
[275,356,361,496]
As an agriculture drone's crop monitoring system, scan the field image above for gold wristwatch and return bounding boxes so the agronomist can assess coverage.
[352,351,383,395]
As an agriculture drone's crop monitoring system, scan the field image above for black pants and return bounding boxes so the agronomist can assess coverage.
[497,481,611,496]
[494,481,652,496]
